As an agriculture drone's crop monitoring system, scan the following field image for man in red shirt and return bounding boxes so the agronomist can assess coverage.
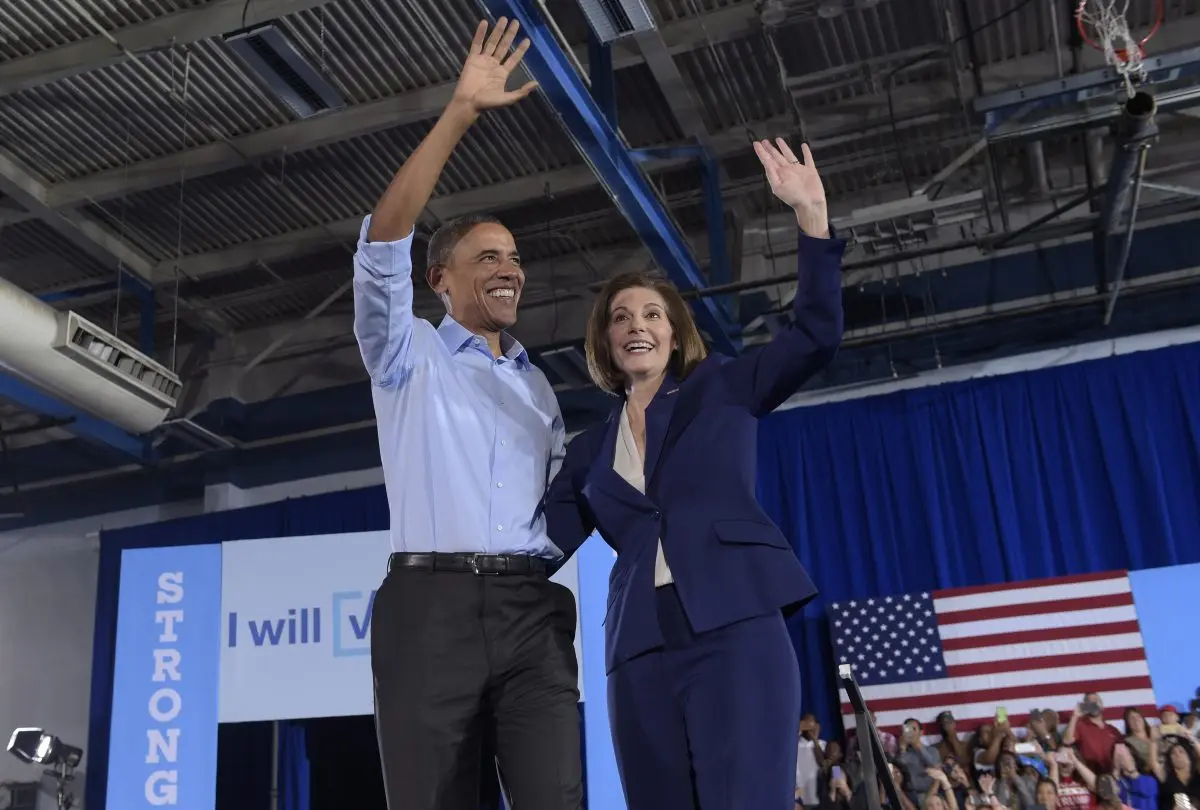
[1064,692,1123,773]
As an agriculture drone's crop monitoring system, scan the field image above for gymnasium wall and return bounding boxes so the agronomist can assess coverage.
[0,547,98,807]
[1,326,1198,808]
[0,477,374,809]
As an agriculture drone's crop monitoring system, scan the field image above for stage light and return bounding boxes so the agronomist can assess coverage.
[7,728,82,769]
[7,728,83,810]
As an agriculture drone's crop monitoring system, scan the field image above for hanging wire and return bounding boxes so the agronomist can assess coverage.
[169,43,193,372]
[319,5,329,77]
[112,111,134,337]
[681,0,750,128]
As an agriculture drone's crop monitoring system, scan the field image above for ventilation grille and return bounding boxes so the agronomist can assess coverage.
[576,0,657,42]
[7,781,38,810]
[54,312,182,409]
[225,23,344,119]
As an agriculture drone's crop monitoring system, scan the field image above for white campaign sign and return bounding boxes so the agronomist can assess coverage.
[219,531,583,723]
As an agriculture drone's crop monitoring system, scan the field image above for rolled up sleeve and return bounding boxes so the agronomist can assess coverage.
[353,215,417,387]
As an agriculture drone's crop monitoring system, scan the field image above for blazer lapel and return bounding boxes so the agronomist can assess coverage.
[643,373,680,481]
[596,400,621,470]
[583,401,628,502]
[647,363,713,489]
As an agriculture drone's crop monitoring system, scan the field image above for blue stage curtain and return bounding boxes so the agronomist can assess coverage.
[756,342,1200,734]
[86,486,389,810]
[280,721,311,810]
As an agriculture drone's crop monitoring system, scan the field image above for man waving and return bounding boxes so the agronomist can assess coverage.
[354,19,582,810]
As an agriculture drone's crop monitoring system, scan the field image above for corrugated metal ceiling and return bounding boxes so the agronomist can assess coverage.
[0,0,1196,343]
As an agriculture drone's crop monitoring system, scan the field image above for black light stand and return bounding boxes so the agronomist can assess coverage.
[839,664,906,810]
[44,758,76,810]
[6,729,80,810]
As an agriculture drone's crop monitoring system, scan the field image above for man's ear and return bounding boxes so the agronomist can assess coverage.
[427,264,446,293]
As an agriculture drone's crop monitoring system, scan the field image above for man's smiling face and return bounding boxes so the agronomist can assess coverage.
[428,221,524,333]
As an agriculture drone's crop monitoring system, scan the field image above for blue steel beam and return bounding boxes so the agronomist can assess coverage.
[38,281,117,304]
[698,151,733,314]
[587,33,617,129]
[978,45,1200,134]
[0,374,153,462]
[38,269,153,306]
[477,0,741,356]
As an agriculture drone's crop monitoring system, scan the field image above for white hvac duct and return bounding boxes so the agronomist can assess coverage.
[0,276,181,435]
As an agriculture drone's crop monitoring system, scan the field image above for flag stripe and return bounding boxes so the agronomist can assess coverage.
[939,605,1137,640]
[947,646,1147,677]
[843,693,1157,731]
[937,592,1133,625]
[944,633,1144,665]
[845,705,1156,737]
[934,571,1128,600]
[936,619,1142,652]
[841,663,1149,704]
[932,577,1130,613]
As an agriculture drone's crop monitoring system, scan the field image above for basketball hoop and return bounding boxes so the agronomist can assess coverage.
[1075,0,1164,93]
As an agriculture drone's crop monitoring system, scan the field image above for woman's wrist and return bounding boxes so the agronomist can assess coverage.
[794,206,830,239]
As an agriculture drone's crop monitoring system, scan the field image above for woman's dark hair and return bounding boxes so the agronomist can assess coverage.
[1123,707,1145,732]
[584,272,708,393]
[1165,739,1198,777]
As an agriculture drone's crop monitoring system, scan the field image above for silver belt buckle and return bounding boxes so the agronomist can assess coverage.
[470,554,500,576]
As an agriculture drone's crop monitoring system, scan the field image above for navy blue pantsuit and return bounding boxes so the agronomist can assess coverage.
[546,231,846,809]
[609,586,802,809]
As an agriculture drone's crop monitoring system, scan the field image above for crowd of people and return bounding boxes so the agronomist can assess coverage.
[796,693,1200,810]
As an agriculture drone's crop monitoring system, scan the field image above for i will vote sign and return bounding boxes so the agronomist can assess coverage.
[104,530,585,810]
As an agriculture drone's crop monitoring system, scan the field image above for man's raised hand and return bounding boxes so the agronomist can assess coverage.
[453,19,538,115]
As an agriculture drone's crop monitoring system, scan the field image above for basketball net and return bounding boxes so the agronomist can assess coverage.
[1075,0,1163,97]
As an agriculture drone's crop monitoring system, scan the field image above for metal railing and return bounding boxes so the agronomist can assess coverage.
[839,663,906,810]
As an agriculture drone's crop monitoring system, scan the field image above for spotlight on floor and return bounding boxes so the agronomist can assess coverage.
[7,728,82,810]
[7,728,82,769]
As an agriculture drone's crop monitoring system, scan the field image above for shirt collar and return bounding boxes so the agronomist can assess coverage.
[437,315,530,368]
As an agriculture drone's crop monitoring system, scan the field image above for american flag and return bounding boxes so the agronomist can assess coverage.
[830,571,1158,736]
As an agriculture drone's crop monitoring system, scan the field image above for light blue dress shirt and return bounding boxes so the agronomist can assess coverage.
[352,216,564,559]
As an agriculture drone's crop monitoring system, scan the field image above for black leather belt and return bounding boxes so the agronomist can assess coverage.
[388,552,550,576]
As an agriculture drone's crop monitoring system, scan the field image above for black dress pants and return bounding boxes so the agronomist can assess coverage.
[370,562,583,810]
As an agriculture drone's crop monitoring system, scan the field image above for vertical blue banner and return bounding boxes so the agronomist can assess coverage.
[107,544,223,810]
[578,535,626,810]
[1129,562,1200,710]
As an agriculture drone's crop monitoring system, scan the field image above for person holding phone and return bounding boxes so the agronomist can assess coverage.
[899,719,943,801]
[937,712,973,769]
[827,761,917,810]
[1064,693,1123,773]
[1029,711,1061,754]
[1063,745,1155,810]
[797,715,828,808]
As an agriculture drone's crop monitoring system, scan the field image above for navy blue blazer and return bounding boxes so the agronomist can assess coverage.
[546,232,846,675]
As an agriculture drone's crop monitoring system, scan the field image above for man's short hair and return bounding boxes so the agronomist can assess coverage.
[426,214,504,270]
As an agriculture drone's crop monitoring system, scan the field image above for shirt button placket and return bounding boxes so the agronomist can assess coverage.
[492,376,504,541]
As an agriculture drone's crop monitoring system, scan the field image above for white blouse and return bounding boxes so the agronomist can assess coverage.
[614,403,674,587]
